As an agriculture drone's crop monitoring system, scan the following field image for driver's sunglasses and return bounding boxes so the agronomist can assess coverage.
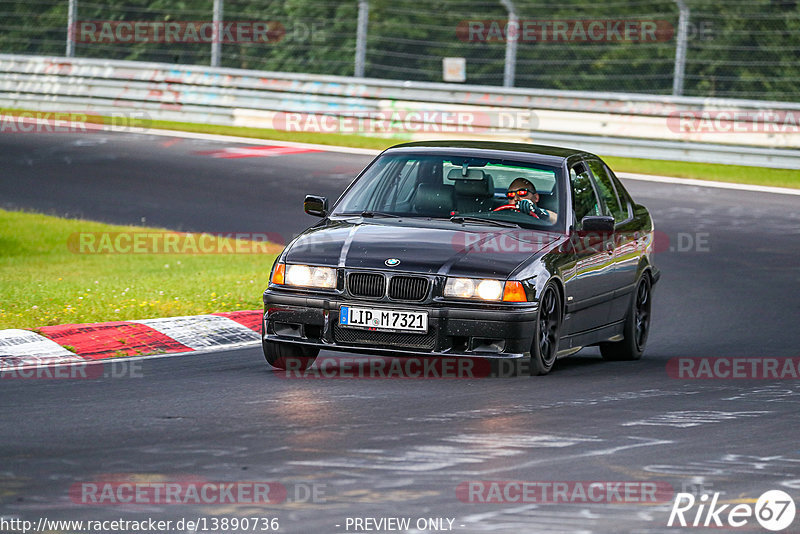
[506,189,530,198]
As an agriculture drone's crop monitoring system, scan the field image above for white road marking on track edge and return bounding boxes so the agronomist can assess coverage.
[617,171,800,196]
[141,127,381,155]
[137,127,800,196]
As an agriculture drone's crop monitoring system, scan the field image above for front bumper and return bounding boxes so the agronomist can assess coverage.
[263,290,539,359]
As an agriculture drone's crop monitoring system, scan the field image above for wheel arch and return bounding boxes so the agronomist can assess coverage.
[549,276,567,321]
[534,274,566,321]
[636,256,655,284]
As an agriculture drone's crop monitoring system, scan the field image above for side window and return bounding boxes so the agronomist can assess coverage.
[609,170,633,216]
[570,162,601,228]
[589,159,628,222]
[587,159,625,222]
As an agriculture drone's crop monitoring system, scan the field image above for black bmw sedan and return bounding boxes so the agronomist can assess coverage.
[263,141,660,375]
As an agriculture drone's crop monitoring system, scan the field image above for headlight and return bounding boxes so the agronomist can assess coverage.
[477,279,503,300]
[280,264,337,289]
[444,278,527,302]
[445,277,476,298]
[445,278,503,301]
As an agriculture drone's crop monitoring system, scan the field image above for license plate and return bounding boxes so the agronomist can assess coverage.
[339,306,428,333]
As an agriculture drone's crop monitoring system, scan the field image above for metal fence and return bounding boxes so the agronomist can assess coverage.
[1,0,799,102]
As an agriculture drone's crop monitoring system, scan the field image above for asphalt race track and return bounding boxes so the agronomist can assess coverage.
[2,131,800,533]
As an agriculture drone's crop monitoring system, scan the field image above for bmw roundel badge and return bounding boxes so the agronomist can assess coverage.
[385,258,401,267]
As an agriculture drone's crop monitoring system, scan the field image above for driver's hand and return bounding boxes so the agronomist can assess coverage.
[517,198,534,215]
[517,199,548,220]
[532,206,549,219]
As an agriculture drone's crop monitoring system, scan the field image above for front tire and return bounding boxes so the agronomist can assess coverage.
[530,284,562,376]
[263,340,319,370]
[600,274,652,361]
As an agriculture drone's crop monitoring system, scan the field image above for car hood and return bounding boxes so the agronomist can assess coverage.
[283,219,560,279]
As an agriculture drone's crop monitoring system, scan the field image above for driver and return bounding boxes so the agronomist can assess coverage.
[506,178,556,223]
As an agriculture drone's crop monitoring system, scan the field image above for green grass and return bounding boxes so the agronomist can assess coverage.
[4,108,799,188]
[603,156,800,189]
[147,117,398,150]
[0,209,278,330]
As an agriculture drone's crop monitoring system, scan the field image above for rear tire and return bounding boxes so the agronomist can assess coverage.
[600,274,652,361]
[530,284,562,376]
[263,340,319,370]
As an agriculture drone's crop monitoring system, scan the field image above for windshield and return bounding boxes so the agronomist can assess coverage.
[332,153,563,230]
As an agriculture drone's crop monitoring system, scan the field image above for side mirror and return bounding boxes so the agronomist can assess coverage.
[580,215,615,233]
[304,195,328,217]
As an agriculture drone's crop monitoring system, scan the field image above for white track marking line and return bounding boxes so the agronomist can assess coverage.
[618,171,800,196]
[141,127,381,155]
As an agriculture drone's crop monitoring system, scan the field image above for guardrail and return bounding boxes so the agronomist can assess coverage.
[2,53,799,169]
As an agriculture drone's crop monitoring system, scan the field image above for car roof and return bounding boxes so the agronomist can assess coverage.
[383,140,594,166]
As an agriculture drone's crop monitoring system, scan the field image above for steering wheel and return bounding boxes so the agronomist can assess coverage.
[492,204,539,218]
[492,204,519,212]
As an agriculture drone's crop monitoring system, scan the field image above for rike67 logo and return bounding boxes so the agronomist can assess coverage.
[668,490,796,531]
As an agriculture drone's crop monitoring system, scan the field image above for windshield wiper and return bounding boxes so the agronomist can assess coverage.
[337,211,401,219]
[449,215,520,228]
[360,211,401,218]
